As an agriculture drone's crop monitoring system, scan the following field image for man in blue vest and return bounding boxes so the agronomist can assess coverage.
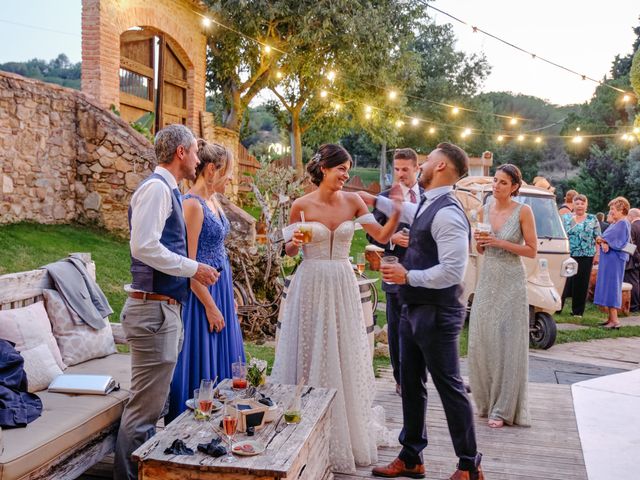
[366,148,422,395]
[114,124,219,480]
[364,143,483,480]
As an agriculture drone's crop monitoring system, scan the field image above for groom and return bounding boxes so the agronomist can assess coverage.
[362,143,483,480]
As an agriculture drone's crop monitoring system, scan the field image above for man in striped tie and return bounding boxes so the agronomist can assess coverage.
[366,148,421,396]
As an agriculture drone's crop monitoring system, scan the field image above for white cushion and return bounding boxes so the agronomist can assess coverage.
[19,344,63,392]
[42,289,116,366]
[0,301,66,372]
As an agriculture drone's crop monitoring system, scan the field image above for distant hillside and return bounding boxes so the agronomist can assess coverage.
[0,53,81,90]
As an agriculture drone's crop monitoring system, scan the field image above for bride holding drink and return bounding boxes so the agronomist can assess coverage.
[270,144,402,473]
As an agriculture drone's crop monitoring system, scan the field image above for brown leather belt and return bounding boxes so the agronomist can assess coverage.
[128,292,179,305]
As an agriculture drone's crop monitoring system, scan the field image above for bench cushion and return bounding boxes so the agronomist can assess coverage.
[0,353,131,480]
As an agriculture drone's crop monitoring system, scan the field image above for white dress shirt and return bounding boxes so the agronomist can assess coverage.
[128,167,198,285]
[400,182,420,203]
[376,186,469,289]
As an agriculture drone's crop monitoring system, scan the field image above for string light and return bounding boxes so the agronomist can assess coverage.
[509,117,518,125]
[388,90,398,100]
[411,118,419,126]
[319,90,328,98]
[517,134,525,142]
[622,134,630,141]
[326,70,336,82]
[332,102,342,111]
[623,94,631,102]
[395,119,404,128]
[497,135,504,142]
[365,112,372,120]
[202,17,212,27]
[275,70,283,79]
[263,45,272,54]
[572,136,583,144]
[428,127,436,134]
[421,2,631,97]
[535,136,542,143]
[364,105,373,113]
[451,106,460,115]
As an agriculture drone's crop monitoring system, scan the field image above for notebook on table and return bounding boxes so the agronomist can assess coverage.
[48,374,119,395]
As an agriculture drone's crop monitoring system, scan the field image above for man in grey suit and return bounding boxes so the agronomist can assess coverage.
[114,125,219,480]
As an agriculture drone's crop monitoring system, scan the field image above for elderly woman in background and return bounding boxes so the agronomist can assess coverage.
[594,196,632,329]
[561,194,601,317]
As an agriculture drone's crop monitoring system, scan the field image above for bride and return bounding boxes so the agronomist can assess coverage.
[271,144,401,473]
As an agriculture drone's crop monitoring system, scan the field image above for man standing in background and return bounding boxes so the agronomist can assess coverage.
[367,148,422,395]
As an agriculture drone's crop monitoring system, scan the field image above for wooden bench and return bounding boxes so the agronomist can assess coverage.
[133,380,336,480]
[0,253,130,480]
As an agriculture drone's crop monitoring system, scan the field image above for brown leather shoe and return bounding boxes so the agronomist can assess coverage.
[372,457,425,478]
[449,465,484,480]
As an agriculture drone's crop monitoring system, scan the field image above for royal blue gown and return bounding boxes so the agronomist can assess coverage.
[594,219,631,308]
[166,194,245,423]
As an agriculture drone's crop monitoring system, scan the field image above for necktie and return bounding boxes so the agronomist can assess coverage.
[414,195,427,222]
[409,189,417,204]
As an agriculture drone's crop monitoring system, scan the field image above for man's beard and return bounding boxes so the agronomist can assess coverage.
[418,171,432,189]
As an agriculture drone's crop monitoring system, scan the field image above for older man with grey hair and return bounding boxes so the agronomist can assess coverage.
[114,124,219,480]
[624,208,640,313]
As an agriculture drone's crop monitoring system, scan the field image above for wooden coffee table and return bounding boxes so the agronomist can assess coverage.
[132,381,336,480]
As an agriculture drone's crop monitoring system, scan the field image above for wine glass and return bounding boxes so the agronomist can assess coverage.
[356,253,366,274]
[221,400,238,463]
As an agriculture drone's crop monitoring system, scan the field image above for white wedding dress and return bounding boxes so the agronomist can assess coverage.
[271,215,392,474]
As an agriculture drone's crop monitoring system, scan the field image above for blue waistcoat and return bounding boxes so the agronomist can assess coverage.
[128,173,189,303]
[400,192,469,307]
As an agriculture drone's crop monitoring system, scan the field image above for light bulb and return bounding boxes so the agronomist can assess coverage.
[388,90,398,100]
[463,128,472,136]
[576,126,581,132]
[623,94,631,102]
[395,120,404,128]
[320,90,328,98]
[572,136,583,144]
[517,135,524,142]
[202,17,212,27]
[634,127,639,134]
[497,135,504,142]
[364,105,372,113]
[365,112,372,120]
[428,127,436,134]
[276,70,283,79]
[535,137,542,143]
[510,117,518,125]
[263,45,272,54]
[327,71,336,81]
[452,106,460,115]
[411,118,419,126]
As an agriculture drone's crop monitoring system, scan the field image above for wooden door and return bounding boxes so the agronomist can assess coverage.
[157,37,188,130]
[119,30,156,128]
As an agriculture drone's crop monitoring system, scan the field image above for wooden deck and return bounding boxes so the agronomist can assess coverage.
[335,368,587,480]
[82,368,587,480]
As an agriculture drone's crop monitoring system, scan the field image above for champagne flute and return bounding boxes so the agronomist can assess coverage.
[356,253,366,274]
[221,400,238,463]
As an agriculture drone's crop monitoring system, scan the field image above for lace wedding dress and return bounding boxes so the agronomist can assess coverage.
[271,214,392,474]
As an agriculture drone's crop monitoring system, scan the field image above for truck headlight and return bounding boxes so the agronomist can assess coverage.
[561,258,578,277]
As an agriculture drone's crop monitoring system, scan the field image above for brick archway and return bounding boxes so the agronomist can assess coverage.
[81,0,207,137]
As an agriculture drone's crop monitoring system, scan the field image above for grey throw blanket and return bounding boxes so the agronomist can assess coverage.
[43,256,113,329]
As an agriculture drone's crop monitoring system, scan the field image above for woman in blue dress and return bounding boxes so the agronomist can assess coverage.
[166,139,245,423]
[594,196,631,329]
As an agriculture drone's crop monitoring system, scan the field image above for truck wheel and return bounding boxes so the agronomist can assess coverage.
[529,312,557,349]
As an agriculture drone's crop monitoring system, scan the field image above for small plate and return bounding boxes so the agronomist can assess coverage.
[185,398,222,412]
[232,440,265,456]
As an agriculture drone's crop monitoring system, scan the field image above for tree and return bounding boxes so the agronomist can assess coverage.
[204,0,286,132]
[265,0,424,174]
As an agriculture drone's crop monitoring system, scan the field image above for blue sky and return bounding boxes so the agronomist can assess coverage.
[0,0,638,105]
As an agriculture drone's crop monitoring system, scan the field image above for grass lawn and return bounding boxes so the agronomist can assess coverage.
[350,167,380,185]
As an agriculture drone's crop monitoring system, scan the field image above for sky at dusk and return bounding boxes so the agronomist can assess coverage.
[0,0,638,105]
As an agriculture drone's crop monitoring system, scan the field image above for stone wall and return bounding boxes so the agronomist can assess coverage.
[0,70,154,233]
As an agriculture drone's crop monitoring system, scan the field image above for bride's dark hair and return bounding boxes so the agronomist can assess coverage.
[306,144,352,186]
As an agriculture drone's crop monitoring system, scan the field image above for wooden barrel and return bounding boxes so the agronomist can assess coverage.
[276,274,375,358]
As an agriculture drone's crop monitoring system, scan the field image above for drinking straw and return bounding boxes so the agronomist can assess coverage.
[300,211,306,223]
